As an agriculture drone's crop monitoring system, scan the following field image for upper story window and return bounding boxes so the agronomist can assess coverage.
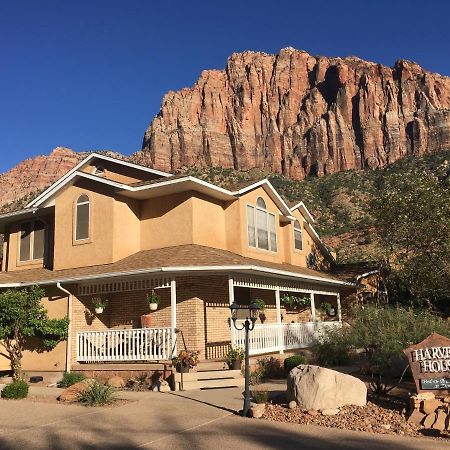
[75,194,90,241]
[19,220,45,262]
[247,197,277,252]
[93,165,105,176]
[294,220,303,250]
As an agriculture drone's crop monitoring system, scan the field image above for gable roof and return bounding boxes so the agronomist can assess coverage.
[26,153,171,208]
[289,201,315,224]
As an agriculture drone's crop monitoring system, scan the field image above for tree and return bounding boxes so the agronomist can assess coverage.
[0,286,69,380]
[370,169,450,312]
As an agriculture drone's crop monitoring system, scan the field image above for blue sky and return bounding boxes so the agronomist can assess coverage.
[1,0,449,172]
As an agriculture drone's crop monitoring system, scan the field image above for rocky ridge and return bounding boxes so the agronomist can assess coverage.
[141,48,450,178]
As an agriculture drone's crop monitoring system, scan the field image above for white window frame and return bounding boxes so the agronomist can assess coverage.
[293,220,303,251]
[74,194,91,243]
[18,219,46,263]
[247,197,277,252]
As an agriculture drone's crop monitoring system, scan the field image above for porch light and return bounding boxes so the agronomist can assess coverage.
[229,301,259,418]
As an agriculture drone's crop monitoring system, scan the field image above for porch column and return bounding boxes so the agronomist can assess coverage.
[336,293,342,322]
[170,278,177,357]
[275,288,284,354]
[228,276,236,347]
[310,292,317,324]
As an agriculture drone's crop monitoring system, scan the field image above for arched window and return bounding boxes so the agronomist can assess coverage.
[19,220,45,262]
[294,220,303,250]
[75,194,90,241]
[247,197,277,252]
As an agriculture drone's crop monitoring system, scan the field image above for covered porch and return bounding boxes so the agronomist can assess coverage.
[72,270,346,366]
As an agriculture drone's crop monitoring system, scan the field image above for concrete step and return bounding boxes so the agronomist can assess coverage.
[178,377,245,391]
[193,361,228,371]
[72,362,170,372]
[175,370,241,382]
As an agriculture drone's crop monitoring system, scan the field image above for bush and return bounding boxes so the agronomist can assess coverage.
[1,380,29,399]
[251,390,269,404]
[77,380,116,406]
[58,372,86,388]
[313,326,351,367]
[283,355,308,373]
[257,357,285,379]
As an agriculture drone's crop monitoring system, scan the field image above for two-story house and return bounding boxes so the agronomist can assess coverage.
[0,153,351,374]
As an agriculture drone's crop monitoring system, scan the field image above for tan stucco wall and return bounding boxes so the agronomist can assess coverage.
[53,180,115,270]
[141,192,194,250]
[0,287,68,372]
[283,209,314,267]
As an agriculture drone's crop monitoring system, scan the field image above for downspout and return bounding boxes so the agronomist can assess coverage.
[56,282,73,373]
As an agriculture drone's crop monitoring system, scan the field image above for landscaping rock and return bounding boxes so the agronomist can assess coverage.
[321,408,340,416]
[432,411,447,431]
[250,403,266,419]
[406,409,425,425]
[307,409,318,416]
[286,365,367,411]
[288,401,297,409]
[421,399,442,415]
[416,392,435,400]
[423,413,437,429]
[107,376,125,389]
[59,379,93,402]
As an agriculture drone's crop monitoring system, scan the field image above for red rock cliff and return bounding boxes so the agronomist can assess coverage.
[140,48,450,178]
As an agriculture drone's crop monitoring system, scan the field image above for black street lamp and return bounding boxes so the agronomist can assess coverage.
[229,301,259,417]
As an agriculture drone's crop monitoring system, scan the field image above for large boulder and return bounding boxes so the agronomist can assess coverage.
[107,376,125,388]
[287,365,367,410]
[59,379,93,402]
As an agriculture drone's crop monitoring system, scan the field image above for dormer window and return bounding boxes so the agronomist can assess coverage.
[75,194,90,241]
[294,220,303,250]
[247,197,277,252]
[19,220,45,262]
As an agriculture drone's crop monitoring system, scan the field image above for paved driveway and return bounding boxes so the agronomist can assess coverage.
[0,387,447,450]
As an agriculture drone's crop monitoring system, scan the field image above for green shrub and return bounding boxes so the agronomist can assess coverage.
[283,355,308,373]
[251,390,269,404]
[58,372,86,388]
[77,380,116,406]
[1,380,29,399]
[313,326,351,367]
[257,357,285,379]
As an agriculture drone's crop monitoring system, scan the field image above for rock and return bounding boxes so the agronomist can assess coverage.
[432,411,447,431]
[250,403,266,419]
[59,379,93,402]
[321,408,340,416]
[307,409,318,416]
[423,413,437,429]
[140,49,450,179]
[380,424,391,430]
[415,392,435,400]
[288,400,297,409]
[286,365,367,411]
[107,376,125,388]
[407,409,426,425]
[421,399,442,415]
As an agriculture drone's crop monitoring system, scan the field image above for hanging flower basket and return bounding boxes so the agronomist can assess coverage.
[94,307,104,314]
[149,303,158,311]
[146,290,161,311]
[92,297,108,315]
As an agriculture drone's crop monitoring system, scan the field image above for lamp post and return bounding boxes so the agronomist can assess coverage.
[229,301,259,417]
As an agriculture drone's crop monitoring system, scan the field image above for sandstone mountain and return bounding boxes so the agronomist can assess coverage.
[140,48,450,179]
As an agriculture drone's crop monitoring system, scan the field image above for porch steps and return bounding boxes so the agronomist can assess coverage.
[175,369,244,391]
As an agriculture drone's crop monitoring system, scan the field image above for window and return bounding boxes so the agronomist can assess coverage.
[294,220,303,250]
[75,194,90,241]
[247,197,277,252]
[93,165,105,176]
[19,220,45,262]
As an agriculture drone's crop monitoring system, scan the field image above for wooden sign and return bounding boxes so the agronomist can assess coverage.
[403,333,450,395]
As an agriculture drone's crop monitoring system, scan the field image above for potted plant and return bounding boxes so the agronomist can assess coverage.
[172,350,200,373]
[320,302,336,317]
[146,290,161,311]
[281,294,311,311]
[92,297,108,314]
[225,347,245,370]
[253,298,266,322]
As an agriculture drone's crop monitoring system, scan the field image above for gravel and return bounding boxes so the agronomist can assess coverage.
[261,401,449,439]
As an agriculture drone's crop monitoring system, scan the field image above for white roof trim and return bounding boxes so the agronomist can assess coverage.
[304,222,335,263]
[0,264,351,289]
[0,207,39,221]
[26,152,171,208]
[289,201,315,224]
[34,171,133,207]
[231,179,292,216]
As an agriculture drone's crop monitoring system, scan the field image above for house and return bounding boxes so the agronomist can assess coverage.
[0,153,352,374]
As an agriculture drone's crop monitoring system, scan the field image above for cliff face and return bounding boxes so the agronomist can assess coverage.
[141,48,450,178]
[0,147,84,211]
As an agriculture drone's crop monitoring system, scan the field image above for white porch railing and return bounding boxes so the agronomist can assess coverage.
[233,321,340,356]
[76,327,174,362]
